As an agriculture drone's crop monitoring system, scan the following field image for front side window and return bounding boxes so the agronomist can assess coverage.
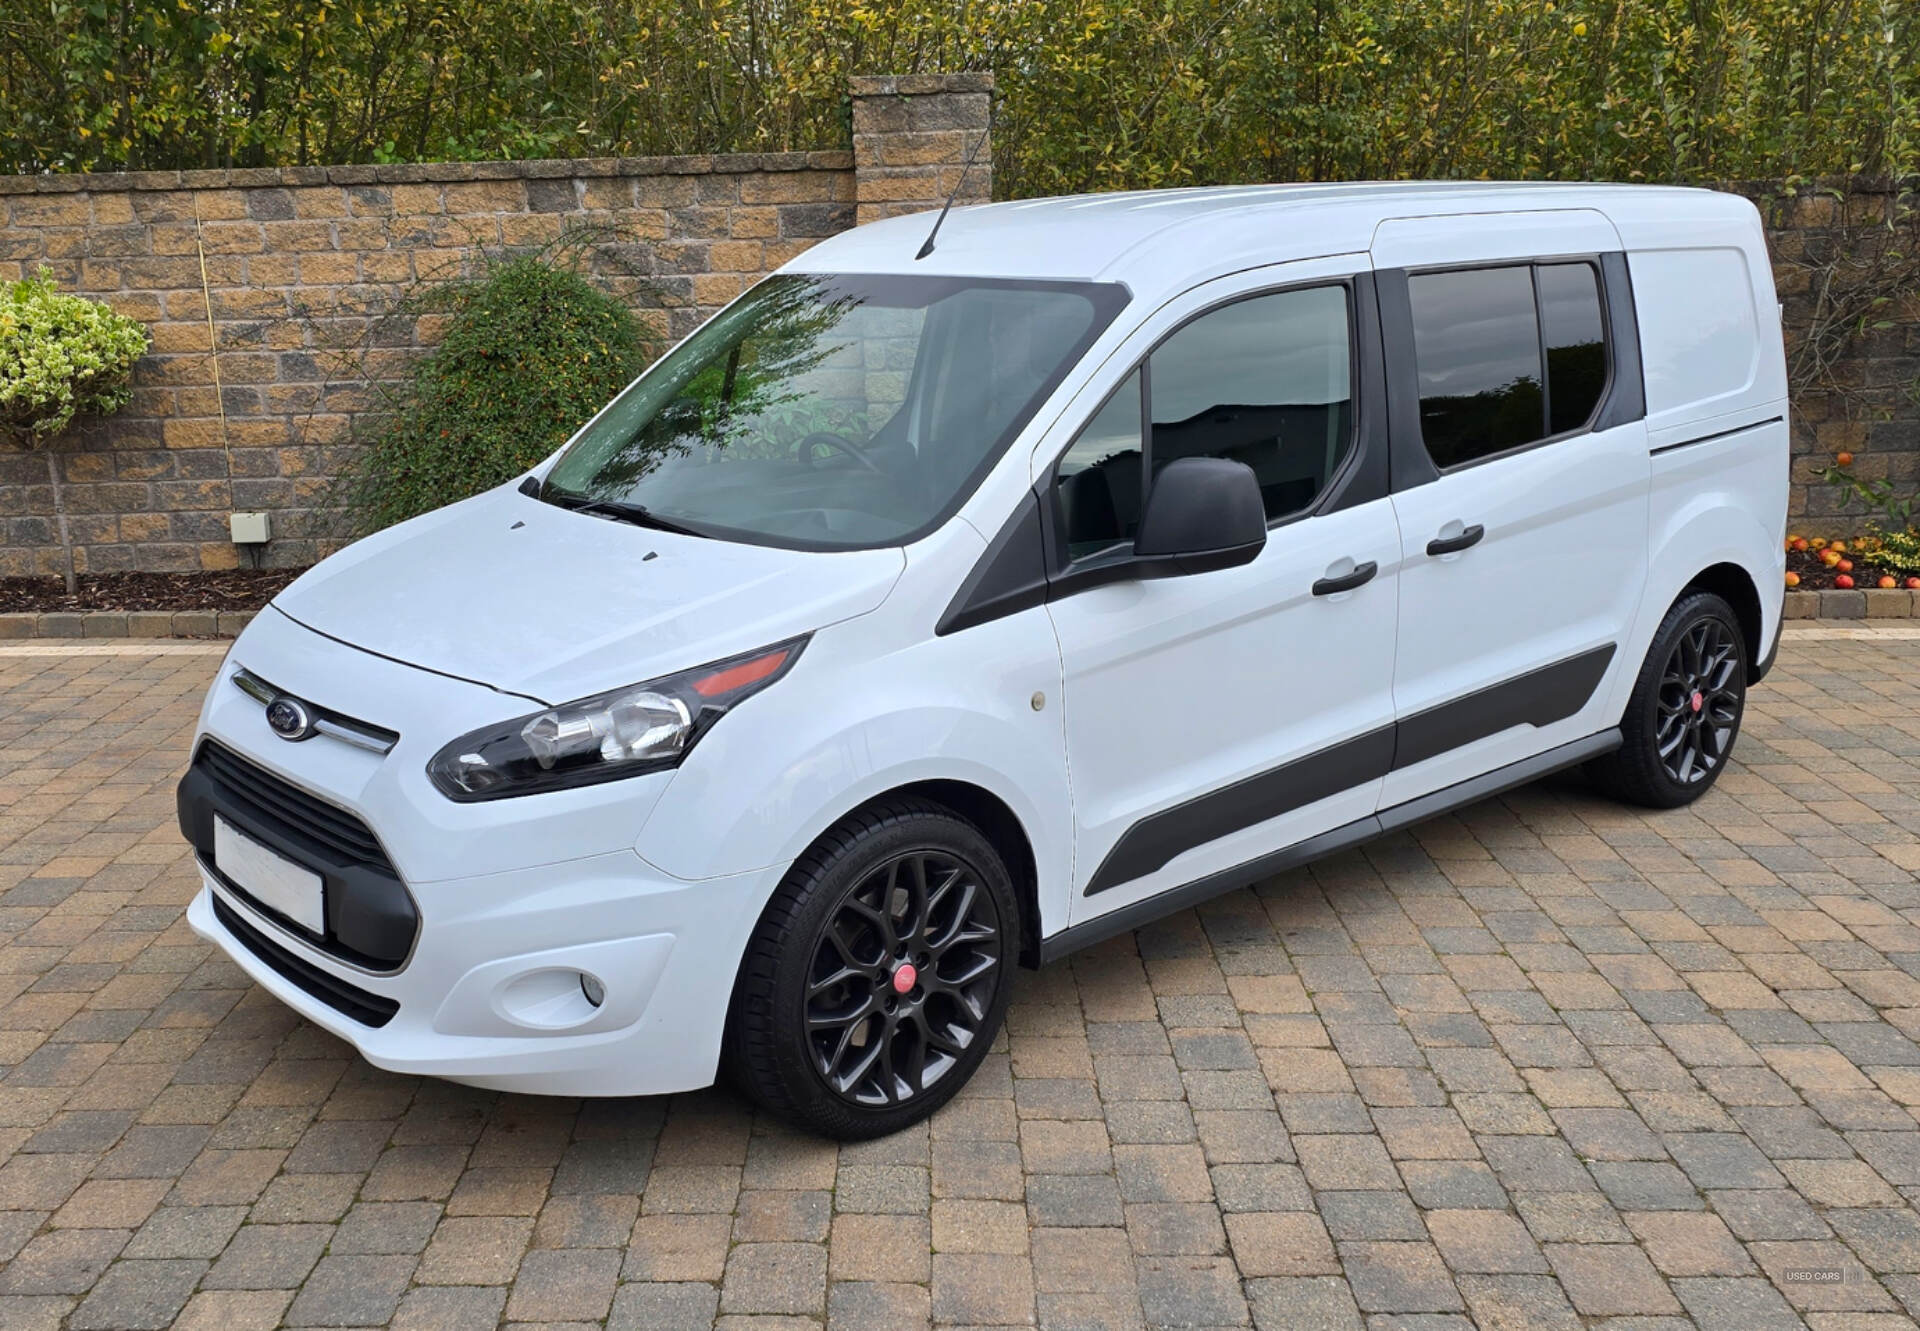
[1053,284,1354,560]
[1409,260,1611,468]
[541,274,1127,550]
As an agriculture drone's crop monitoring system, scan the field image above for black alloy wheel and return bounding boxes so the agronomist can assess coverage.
[1655,615,1743,786]
[1587,590,1749,809]
[726,798,1018,1139]
[805,850,1002,1107]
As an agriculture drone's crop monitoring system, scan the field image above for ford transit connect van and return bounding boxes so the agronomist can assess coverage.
[180,183,1788,1138]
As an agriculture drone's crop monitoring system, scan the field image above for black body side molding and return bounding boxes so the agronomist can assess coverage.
[1039,727,1622,964]
[1083,727,1395,896]
[1082,644,1618,898]
[1391,644,1615,771]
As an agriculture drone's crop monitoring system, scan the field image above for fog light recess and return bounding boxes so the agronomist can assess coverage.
[496,967,607,1029]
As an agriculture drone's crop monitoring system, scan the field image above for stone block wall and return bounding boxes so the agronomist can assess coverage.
[1732,180,1920,531]
[3,81,1915,577]
[0,75,993,575]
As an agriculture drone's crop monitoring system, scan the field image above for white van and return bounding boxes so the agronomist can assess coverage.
[180,183,1787,1137]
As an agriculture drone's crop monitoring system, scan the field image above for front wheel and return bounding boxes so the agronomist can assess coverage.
[725,798,1016,1139]
[1588,591,1748,808]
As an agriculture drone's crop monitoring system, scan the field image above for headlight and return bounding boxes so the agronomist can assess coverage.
[427,636,807,801]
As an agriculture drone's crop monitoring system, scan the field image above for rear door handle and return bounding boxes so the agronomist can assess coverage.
[1312,560,1378,597]
[1426,523,1485,557]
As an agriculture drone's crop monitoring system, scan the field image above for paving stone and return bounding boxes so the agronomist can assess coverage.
[1317,1190,1426,1242]
[828,1279,932,1331]
[1422,1209,1548,1273]
[1246,1276,1364,1331]
[931,1251,1035,1324]
[1225,1210,1337,1276]
[720,1242,827,1317]
[1544,1242,1681,1315]
[67,1257,204,1329]
[1338,1241,1464,1313]
[505,1247,623,1322]
[201,1222,330,1288]
[283,1253,416,1326]
[391,1285,509,1331]
[1136,1254,1248,1327]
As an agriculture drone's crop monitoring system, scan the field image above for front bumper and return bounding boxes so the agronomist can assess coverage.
[178,606,781,1096]
[187,848,780,1096]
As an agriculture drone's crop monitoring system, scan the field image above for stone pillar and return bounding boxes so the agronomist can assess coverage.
[849,74,993,226]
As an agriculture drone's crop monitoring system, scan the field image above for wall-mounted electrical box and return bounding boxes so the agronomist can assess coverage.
[229,511,271,544]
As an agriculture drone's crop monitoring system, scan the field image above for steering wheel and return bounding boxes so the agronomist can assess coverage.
[797,430,882,474]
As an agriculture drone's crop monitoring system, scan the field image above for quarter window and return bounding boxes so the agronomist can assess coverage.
[1539,263,1607,434]
[1408,260,1611,469]
[1054,284,1354,561]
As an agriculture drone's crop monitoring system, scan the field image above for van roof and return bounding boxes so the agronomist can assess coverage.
[785,181,1755,291]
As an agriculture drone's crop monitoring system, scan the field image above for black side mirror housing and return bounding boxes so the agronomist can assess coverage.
[1132,456,1267,576]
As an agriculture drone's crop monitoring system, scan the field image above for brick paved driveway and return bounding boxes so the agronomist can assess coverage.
[4,628,1920,1331]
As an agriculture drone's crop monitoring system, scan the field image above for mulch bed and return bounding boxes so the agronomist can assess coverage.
[0,569,309,615]
[1786,545,1917,592]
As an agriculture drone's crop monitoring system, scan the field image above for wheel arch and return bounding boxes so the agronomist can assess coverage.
[1680,561,1767,681]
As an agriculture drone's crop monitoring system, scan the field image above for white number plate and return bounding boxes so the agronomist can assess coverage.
[214,816,325,934]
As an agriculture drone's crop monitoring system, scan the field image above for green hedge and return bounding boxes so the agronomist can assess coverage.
[3,1,1914,193]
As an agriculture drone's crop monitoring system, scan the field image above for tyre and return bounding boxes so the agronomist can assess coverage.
[725,798,1016,1139]
[1587,591,1748,808]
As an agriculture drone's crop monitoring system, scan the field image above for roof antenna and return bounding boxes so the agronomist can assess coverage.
[915,126,989,261]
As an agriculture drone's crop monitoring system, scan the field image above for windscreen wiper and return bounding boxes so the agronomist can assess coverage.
[536,483,711,539]
[573,498,711,539]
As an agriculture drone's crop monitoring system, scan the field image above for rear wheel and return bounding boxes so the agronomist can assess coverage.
[725,798,1015,1139]
[1588,591,1747,808]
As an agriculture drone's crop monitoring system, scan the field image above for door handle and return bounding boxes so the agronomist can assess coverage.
[1312,560,1378,597]
[1426,523,1485,557]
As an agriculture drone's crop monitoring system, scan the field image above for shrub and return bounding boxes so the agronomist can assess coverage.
[0,268,149,444]
[345,255,653,532]
[0,268,150,592]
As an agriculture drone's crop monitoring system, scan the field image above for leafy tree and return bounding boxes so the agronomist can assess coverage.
[343,254,653,532]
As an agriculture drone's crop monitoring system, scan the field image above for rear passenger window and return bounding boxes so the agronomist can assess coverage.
[1054,284,1355,560]
[1408,261,1611,468]
[1408,266,1544,467]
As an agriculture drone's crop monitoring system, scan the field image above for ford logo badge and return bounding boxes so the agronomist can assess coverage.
[265,696,316,741]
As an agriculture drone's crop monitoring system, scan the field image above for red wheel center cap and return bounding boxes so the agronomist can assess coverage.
[891,963,918,995]
[1691,690,1704,714]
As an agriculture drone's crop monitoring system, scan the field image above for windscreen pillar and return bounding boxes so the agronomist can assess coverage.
[850,74,994,226]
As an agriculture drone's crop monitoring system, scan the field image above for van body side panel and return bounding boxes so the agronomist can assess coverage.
[1593,195,1787,726]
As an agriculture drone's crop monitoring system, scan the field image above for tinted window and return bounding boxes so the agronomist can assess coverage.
[1409,265,1544,467]
[1539,263,1607,434]
[1147,285,1353,520]
[1056,371,1144,560]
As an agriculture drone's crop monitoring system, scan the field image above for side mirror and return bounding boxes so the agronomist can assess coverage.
[1132,457,1267,577]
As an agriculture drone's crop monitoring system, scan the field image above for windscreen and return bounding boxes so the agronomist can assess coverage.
[540,273,1129,549]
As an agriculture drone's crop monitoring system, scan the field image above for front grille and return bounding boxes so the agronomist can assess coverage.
[183,740,419,971]
[197,740,389,867]
[213,894,399,1028]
